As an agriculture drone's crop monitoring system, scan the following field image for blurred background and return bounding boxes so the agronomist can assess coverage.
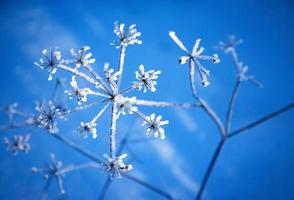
[0,0,293,199]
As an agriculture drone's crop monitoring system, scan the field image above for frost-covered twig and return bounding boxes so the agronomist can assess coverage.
[123,174,174,200]
[196,139,225,200]
[229,102,294,138]
[52,133,102,163]
[131,99,199,108]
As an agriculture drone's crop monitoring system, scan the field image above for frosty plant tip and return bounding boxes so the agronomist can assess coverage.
[34,22,171,178]
[169,31,219,91]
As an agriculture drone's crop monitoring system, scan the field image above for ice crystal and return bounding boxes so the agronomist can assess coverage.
[34,47,63,80]
[135,65,161,92]
[112,22,142,48]
[3,134,30,155]
[70,46,96,69]
[101,153,133,179]
[77,121,97,139]
[35,101,64,133]
[169,31,219,87]
[142,113,169,139]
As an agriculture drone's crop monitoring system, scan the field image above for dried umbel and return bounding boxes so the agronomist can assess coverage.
[1,21,292,200]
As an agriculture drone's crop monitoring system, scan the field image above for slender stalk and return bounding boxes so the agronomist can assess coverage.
[225,79,241,133]
[66,98,111,114]
[57,162,99,175]
[58,65,103,90]
[189,59,197,97]
[51,79,61,101]
[229,102,294,138]
[196,138,226,200]
[116,45,126,89]
[197,97,226,138]
[132,99,200,108]
[98,176,112,200]
[84,65,112,95]
[123,174,174,200]
[110,102,118,158]
[40,176,52,200]
[52,134,102,163]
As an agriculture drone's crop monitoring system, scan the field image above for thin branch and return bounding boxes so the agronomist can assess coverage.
[225,79,241,133]
[197,97,226,138]
[65,98,111,114]
[57,162,99,175]
[116,45,126,89]
[51,79,61,101]
[40,176,52,200]
[52,134,102,163]
[132,99,200,108]
[57,64,103,90]
[98,176,112,200]
[83,65,112,95]
[196,139,226,200]
[229,102,294,138]
[123,174,174,200]
[110,102,118,158]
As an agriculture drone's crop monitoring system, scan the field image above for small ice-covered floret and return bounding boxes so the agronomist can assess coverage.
[65,76,95,105]
[77,121,97,139]
[34,47,62,80]
[3,134,30,155]
[142,113,169,139]
[101,153,133,179]
[104,63,120,91]
[135,65,161,93]
[111,22,142,48]
[32,154,66,194]
[4,103,18,122]
[115,95,137,116]
[70,46,96,68]
[218,35,243,53]
[35,101,64,133]
[169,31,219,87]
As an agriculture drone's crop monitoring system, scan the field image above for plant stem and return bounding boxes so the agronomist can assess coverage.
[116,45,126,89]
[110,102,118,158]
[225,79,241,133]
[52,134,102,163]
[196,138,227,200]
[229,102,294,138]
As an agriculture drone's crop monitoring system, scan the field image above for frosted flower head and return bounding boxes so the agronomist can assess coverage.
[77,121,97,139]
[169,31,219,87]
[3,134,30,155]
[218,35,243,53]
[34,47,62,80]
[104,63,120,92]
[101,153,133,179]
[142,113,169,139]
[112,22,142,48]
[70,46,96,68]
[135,65,161,93]
[32,154,65,194]
[4,103,18,122]
[115,95,138,116]
[65,76,95,105]
[35,101,64,133]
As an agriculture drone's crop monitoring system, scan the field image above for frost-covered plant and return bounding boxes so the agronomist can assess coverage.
[3,134,30,155]
[0,22,293,200]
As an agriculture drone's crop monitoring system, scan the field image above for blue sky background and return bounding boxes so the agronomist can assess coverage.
[0,0,293,199]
